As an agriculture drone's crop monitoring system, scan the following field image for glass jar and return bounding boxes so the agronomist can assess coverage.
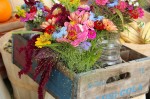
[99,33,122,67]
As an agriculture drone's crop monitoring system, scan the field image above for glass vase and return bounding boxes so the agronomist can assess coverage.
[99,33,122,67]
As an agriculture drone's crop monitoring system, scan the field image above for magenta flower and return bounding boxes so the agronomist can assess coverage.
[28,12,36,20]
[88,29,96,40]
[95,0,109,6]
[20,12,36,22]
[137,7,144,18]
[116,1,127,12]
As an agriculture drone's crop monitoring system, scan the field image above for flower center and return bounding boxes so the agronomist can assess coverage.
[67,30,77,41]
[70,21,76,26]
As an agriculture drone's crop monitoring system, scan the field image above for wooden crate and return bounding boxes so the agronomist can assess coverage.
[12,34,150,99]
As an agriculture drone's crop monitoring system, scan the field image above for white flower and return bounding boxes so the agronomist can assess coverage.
[134,2,139,6]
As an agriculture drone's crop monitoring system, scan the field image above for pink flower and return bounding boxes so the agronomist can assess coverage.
[28,12,36,20]
[137,7,144,18]
[78,5,91,11]
[102,19,118,32]
[88,29,96,40]
[68,10,90,24]
[57,24,89,47]
[95,0,108,6]
[116,1,127,12]
[20,12,36,22]
[83,20,94,29]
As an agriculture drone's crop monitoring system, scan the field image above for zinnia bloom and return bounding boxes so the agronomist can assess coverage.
[69,10,90,24]
[35,33,51,48]
[94,20,105,30]
[88,29,96,40]
[95,0,109,6]
[102,19,118,32]
[115,1,127,12]
[45,25,55,34]
[57,24,89,47]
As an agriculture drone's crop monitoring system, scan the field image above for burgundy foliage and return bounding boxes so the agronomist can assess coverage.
[18,35,58,99]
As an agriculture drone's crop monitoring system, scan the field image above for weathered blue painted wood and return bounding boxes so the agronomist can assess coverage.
[46,68,73,99]
[12,34,150,99]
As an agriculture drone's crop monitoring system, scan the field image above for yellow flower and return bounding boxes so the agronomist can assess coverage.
[35,33,51,48]
[16,6,26,17]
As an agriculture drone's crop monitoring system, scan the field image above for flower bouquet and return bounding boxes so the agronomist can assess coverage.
[14,0,144,99]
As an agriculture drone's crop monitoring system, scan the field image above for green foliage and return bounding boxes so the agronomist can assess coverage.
[48,33,103,73]
[58,0,80,12]
[138,0,150,9]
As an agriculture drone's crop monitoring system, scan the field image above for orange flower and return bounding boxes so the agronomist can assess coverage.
[102,19,118,32]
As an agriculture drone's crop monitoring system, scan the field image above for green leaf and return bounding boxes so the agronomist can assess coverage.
[114,8,124,25]
[12,30,43,34]
[44,43,63,47]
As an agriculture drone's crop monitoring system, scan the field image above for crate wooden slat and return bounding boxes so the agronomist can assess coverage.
[12,34,150,99]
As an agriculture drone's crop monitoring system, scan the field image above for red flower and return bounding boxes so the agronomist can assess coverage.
[94,20,105,30]
[128,7,144,19]
[128,10,139,19]
[15,14,20,19]
[30,6,37,13]
[45,25,55,34]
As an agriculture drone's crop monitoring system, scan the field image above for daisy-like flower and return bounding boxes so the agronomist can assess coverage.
[94,20,105,30]
[57,24,89,47]
[40,18,56,29]
[102,19,118,32]
[35,33,51,48]
[69,10,90,24]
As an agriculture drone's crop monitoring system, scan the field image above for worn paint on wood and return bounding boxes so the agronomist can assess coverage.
[12,34,150,99]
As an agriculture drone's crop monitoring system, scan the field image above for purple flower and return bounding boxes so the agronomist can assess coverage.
[80,41,91,51]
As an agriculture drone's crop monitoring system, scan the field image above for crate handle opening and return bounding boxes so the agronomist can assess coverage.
[106,72,130,84]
